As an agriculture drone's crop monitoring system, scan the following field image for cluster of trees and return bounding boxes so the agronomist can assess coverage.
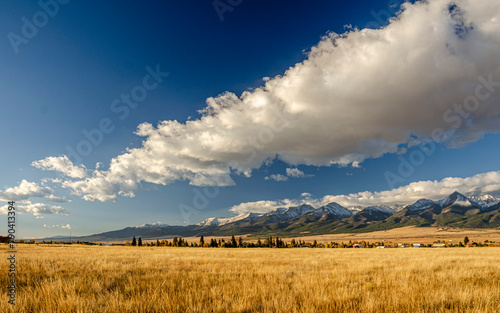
[127,236,192,247]
[126,235,378,248]
[124,235,497,248]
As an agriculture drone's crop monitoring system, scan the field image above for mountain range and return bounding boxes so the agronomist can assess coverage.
[43,192,500,241]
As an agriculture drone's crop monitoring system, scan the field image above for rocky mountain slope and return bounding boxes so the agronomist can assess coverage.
[43,192,500,241]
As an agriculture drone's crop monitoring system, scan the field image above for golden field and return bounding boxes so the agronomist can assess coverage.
[1,245,500,312]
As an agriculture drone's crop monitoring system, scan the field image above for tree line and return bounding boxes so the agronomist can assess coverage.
[125,235,489,248]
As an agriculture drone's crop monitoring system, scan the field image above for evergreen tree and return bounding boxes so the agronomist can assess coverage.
[138,237,143,246]
[231,235,237,248]
[131,236,137,246]
[173,237,178,247]
[257,238,262,247]
[464,236,469,245]
[200,235,205,247]
[276,237,283,248]
[291,239,296,247]
[238,237,243,248]
[313,240,317,247]
[156,239,160,247]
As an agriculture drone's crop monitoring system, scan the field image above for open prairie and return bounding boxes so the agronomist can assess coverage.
[1,245,499,312]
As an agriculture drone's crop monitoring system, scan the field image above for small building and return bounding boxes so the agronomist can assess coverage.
[413,243,423,247]
[376,245,391,248]
[398,243,410,248]
[353,244,364,248]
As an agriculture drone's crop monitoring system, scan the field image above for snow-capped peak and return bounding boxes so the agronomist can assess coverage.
[263,204,316,220]
[405,199,436,212]
[364,206,395,215]
[197,212,261,227]
[470,194,499,210]
[318,202,353,218]
[438,191,472,208]
[197,217,220,227]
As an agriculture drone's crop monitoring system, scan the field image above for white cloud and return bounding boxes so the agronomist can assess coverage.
[0,180,53,202]
[32,155,87,178]
[46,0,500,201]
[351,162,361,169]
[286,168,313,178]
[44,223,72,229]
[230,199,302,215]
[230,170,500,214]
[264,174,288,182]
[265,168,312,182]
[0,203,68,216]
[44,194,70,203]
[301,192,312,198]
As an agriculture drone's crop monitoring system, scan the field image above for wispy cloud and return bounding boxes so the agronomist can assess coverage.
[264,174,288,182]
[44,194,70,203]
[44,223,71,229]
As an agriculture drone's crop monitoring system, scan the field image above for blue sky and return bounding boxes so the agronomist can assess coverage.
[1,0,500,238]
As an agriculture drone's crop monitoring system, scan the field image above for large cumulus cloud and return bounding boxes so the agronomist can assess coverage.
[35,0,500,201]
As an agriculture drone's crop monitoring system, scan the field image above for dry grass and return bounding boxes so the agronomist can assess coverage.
[1,245,499,312]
